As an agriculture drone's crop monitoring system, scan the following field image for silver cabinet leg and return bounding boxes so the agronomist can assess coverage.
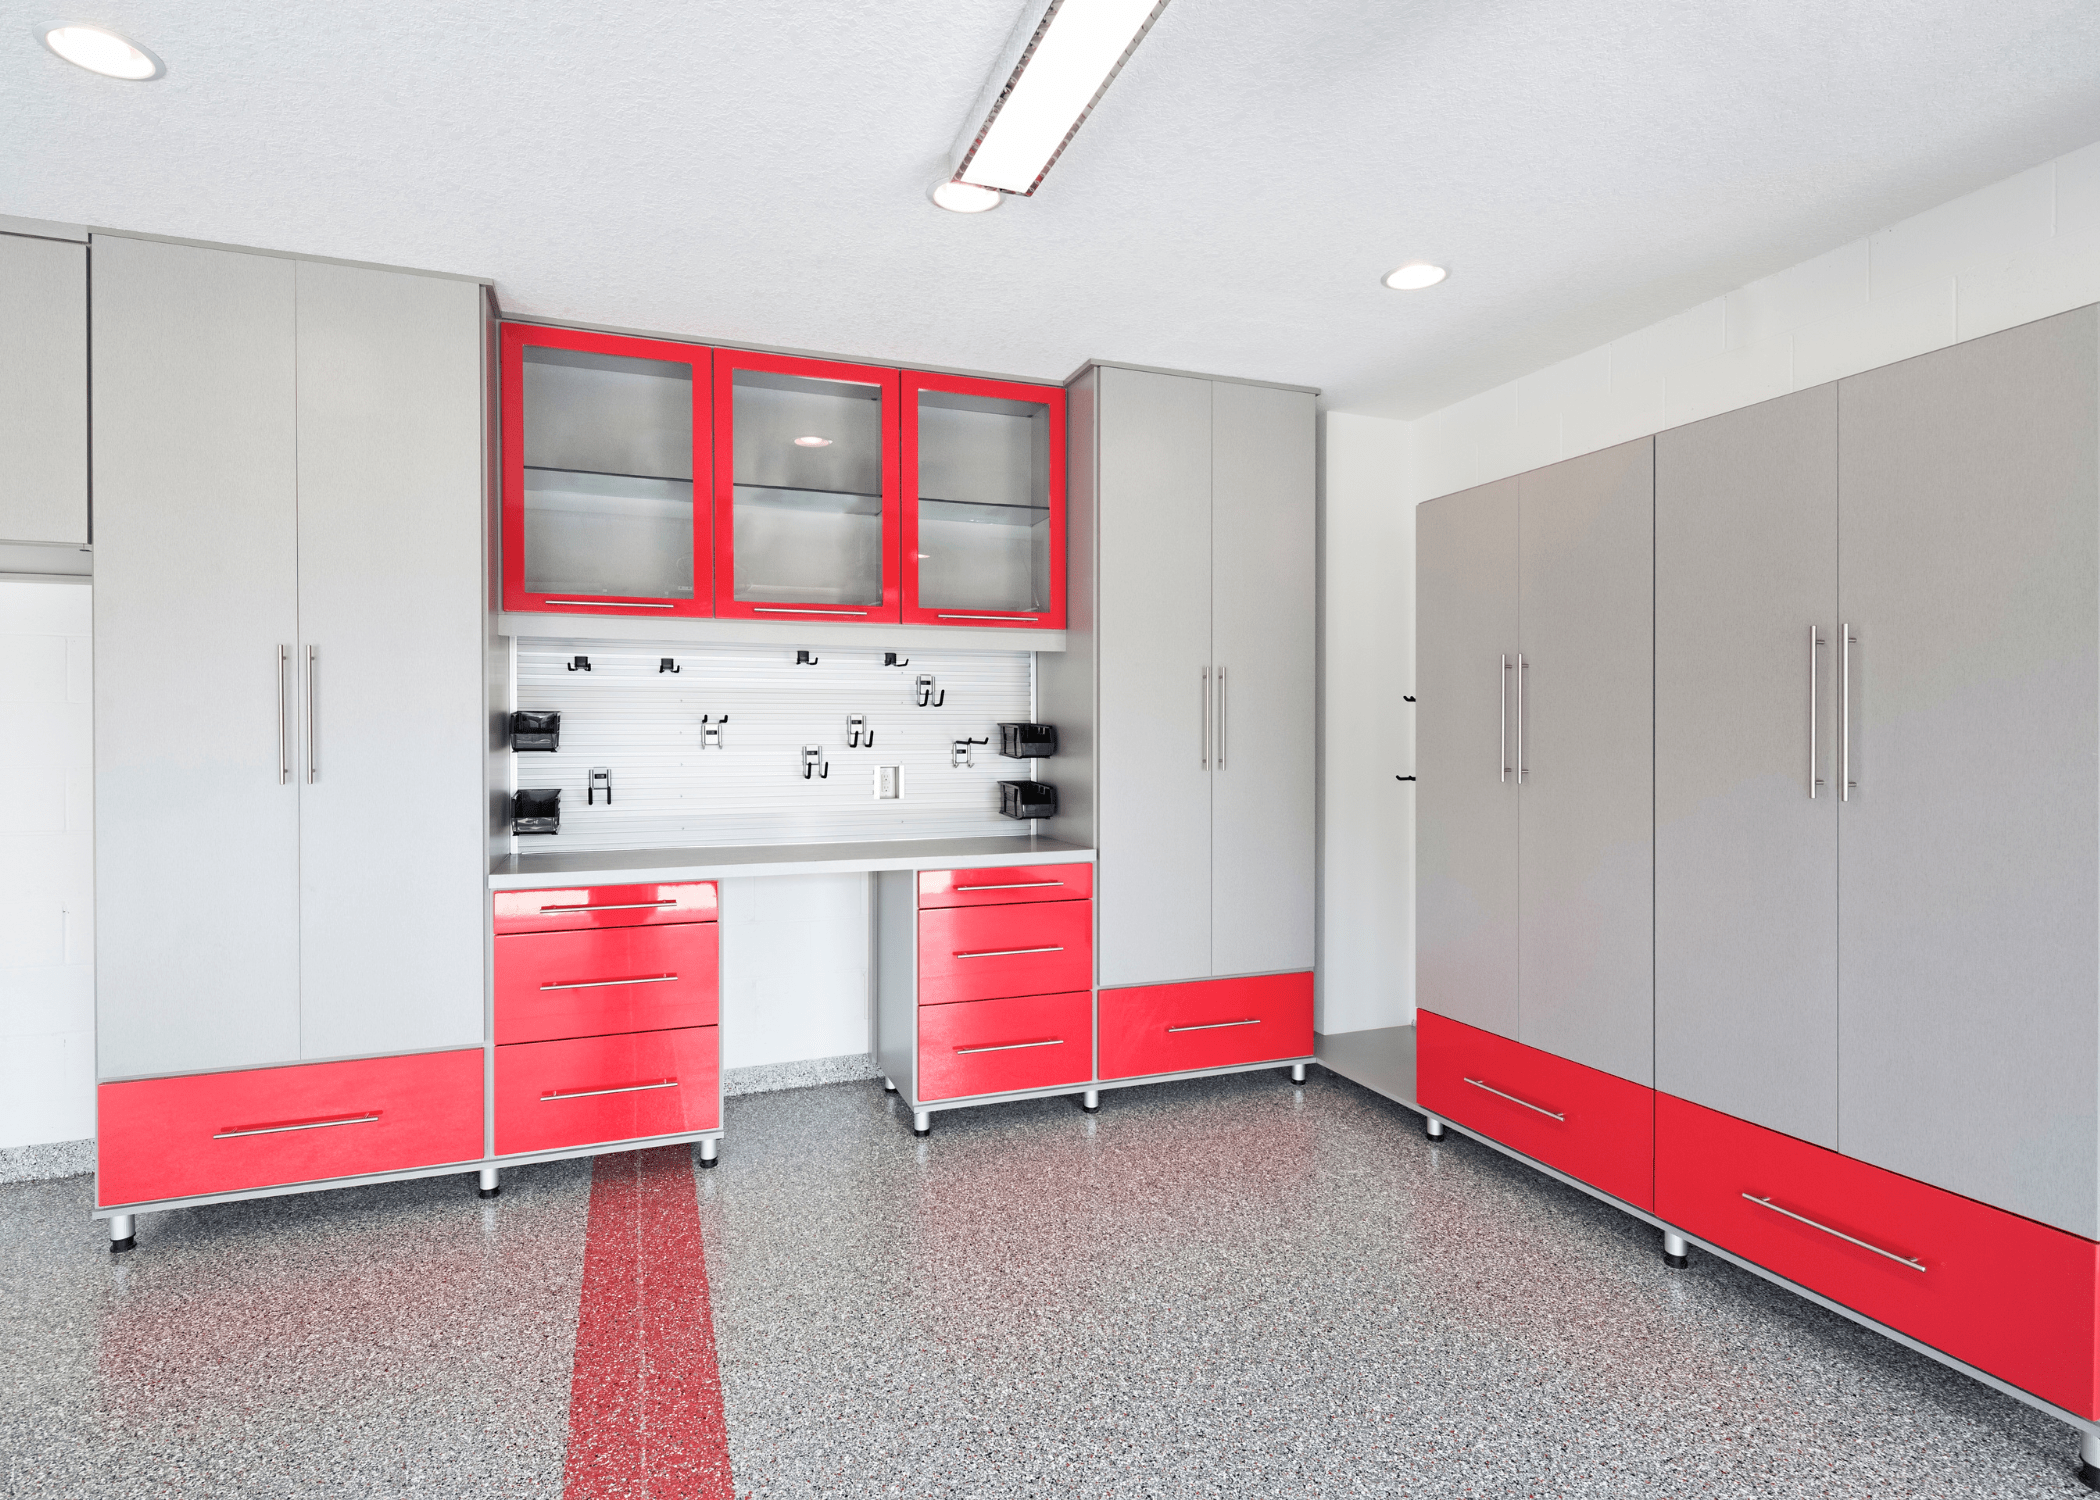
[477,1167,500,1200]
[2078,1428,2100,1490]
[883,1076,897,1094]
[1290,1062,1308,1084]
[1082,1089,1100,1113]
[1424,1114,1446,1141]
[1663,1231,1691,1269]
[108,1214,136,1253]
[912,1110,931,1138]
[699,1138,719,1169]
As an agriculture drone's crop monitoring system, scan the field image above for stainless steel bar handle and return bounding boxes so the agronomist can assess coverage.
[1515,655,1528,783]
[215,1113,378,1140]
[1808,626,1822,798]
[1500,654,1510,782]
[1217,665,1227,769]
[1167,1018,1260,1033]
[304,645,319,783]
[955,1038,1065,1055]
[276,646,291,785]
[953,945,1065,959]
[541,900,678,913]
[1841,625,1854,800]
[542,1079,679,1101]
[1200,666,1210,769]
[753,606,870,615]
[1463,1076,1564,1120]
[539,974,679,991]
[1741,1194,1925,1271]
[937,613,1040,622]
[954,881,1065,892]
[543,599,676,608]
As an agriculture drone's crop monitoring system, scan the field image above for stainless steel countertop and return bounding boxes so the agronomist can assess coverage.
[489,834,1094,890]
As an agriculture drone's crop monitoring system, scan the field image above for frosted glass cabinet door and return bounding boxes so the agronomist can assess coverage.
[500,323,711,617]
[715,351,901,621]
[903,372,1066,628]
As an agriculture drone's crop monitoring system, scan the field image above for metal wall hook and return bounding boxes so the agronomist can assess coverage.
[916,674,944,707]
[588,767,612,805]
[659,658,680,673]
[847,714,873,749]
[701,713,727,750]
[802,745,830,780]
[884,652,910,667]
[952,735,988,768]
[1395,775,1417,782]
[1404,695,1417,703]
[796,649,820,666]
[567,655,592,672]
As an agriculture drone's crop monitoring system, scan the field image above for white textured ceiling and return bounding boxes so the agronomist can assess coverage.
[8,1,2100,417]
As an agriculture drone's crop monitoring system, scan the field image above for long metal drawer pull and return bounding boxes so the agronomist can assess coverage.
[953,945,1064,959]
[542,599,675,608]
[1500,653,1510,782]
[215,1112,379,1140]
[276,645,292,785]
[753,606,869,616]
[953,881,1064,892]
[1741,1193,1926,1272]
[1167,1018,1260,1033]
[1463,1077,1564,1120]
[1808,626,1823,797]
[541,900,678,913]
[955,1038,1065,1055]
[305,645,319,783]
[1840,624,1854,800]
[937,613,1039,622]
[539,974,679,991]
[542,1080,679,1102]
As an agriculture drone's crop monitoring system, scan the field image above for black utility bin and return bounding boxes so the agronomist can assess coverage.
[510,710,561,752]
[998,780,1058,819]
[997,723,1057,758]
[513,788,561,835]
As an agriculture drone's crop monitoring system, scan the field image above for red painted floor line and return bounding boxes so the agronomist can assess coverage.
[563,1146,736,1500]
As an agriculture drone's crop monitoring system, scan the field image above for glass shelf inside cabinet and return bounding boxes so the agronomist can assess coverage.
[915,391,1052,613]
[732,371,885,606]
[522,346,694,599]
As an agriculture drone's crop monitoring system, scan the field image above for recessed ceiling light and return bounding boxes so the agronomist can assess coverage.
[793,436,834,448]
[40,24,163,80]
[930,180,1002,215]
[1384,263,1448,291]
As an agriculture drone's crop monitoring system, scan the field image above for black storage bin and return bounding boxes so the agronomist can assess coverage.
[997,780,1058,820]
[510,710,561,752]
[513,787,561,835]
[997,722,1058,758]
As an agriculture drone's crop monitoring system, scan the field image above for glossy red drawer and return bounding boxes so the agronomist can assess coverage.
[1098,972,1313,1079]
[917,990,1093,1101]
[97,1049,483,1208]
[1417,1010,1654,1210]
[917,899,1093,1005]
[495,923,719,1044]
[1656,1092,2100,1416]
[493,881,718,935]
[918,863,1093,909]
[495,1027,719,1156]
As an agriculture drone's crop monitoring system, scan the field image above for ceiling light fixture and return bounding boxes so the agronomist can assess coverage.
[793,436,834,448]
[930,180,1002,214]
[40,24,163,80]
[1384,263,1448,291]
[942,0,1171,203]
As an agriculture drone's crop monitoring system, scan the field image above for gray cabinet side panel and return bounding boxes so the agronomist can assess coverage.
[91,236,302,1077]
[1415,478,1521,1037]
[1837,307,2100,1236]
[0,233,88,545]
[1655,387,1840,1143]
[1518,439,1655,1084]
[1040,367,1098,851]
[295,264,488,1060]
[1096,367,1214,987]
[873,870,919,1099]
[1209,382,1316,977]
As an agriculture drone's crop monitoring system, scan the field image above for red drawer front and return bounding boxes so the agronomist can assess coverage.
[918,863,1093,909]
[917,900,1093,1005]
[493,881,718,935]
[495,922,719,1044]
[1417,1010,1654,1210]
[1098,972,1313,1079]
[917,990,1094,1101]
[495,1026,719,1156]
[97,1049,483,1208]
[1656,1092,2100,1416]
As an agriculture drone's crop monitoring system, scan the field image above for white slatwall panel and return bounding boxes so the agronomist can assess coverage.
[513,638,1036,850]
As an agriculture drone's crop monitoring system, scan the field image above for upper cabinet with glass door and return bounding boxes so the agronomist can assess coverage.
[501,324,712,617]
[714,351,901,622]
[903,373,1065,629]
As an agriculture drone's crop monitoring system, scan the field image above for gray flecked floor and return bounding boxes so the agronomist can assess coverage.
[0,1071,2089,1498]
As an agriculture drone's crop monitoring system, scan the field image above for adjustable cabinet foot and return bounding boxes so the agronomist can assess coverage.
[477,1167,500,1200]
[883,1076,898,1094]
[912,1110,931,1138]
[2078,1430,2100,1491]
[1081,1089,1100,1114]
[1423,1115,1446,1141]
[108,1214,136,1254]
[1663,1231,1691,1270]
[1289,1063,1308,1085]
[698,1139,719,1169]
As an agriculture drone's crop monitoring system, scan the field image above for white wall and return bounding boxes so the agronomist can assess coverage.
[0,579,94,1150]
[718,873,871,1070]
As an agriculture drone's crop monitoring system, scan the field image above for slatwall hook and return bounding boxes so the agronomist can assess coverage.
[916,674,944,708]
[796,649,820,666]
[660,658,680,674]
[568,655,592,672]
[884,652,910,667]
[588,767,613,805]
[802,745,829,780]
[1404,695,1416,703]
[701,714,727,750]
[1396,775,1417,782]
[952,735,987,769]
[847,714,872,749]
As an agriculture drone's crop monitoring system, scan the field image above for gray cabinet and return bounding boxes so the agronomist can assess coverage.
[0,229,89,548]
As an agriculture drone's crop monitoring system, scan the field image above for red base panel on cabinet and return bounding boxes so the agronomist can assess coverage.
[97,1049,484,1208]
[1416,1010,1653,1210]
[1656,1092,2100,1417]
[495,1026,720,1156]
[495,921,719,1044]
[917,990,1093,1101]
[1098,973,1313,1079]
[917,900,1093,1006]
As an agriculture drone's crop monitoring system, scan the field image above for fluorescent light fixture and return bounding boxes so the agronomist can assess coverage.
[1384,263,1448,291]
[40,24,163,80]
[947,0,1171,199]
[930,180,1002,214]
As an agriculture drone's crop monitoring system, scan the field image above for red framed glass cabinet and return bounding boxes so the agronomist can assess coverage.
[500,323,714,618]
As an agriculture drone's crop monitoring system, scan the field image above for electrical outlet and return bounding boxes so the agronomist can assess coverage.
[876,765,902,800]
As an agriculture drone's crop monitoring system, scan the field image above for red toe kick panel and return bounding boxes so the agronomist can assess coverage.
[1098,972,1313,1079]
[1416,1010,1654,1211]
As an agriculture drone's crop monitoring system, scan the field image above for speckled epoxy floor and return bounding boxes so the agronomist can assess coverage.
[1,1071,2090,1498]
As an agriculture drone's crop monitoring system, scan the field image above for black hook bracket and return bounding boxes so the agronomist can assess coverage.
[884,651,910,667]
[1403,695,1417,703]
[802,745,830,780]
[847,714,872,749]
[1395,775,1417,782]
[701,714,727,749]
[588,767,613,804]
[796,649,820,666]
[567,655,592,673]
[916,674,944,708]
[660,657,680,674]
[951,735,988,769]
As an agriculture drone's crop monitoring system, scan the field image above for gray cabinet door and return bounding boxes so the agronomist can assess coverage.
[92,236,302,1078]
[1096,367,1213,987]
[1415,478,1520,1038]
[0,232,88,545]
[1518,440,1653,1084]
[1837,308,2100,1236]
[1655,388,1839,1144]
[1210,381,1316,977]
[294,264,487,1060]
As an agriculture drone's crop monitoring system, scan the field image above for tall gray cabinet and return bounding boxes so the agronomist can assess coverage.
[0,226,89,553]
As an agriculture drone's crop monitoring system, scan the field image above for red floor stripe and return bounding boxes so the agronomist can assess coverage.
[563,1146,735,1500]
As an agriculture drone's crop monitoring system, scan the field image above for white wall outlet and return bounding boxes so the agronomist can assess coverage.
[876,765,902,800]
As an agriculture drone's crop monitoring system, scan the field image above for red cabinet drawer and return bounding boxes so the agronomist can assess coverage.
[493,881,717,935]
[917,990,1093,1101]
[495,1027,719,1156]
[1656,1092,2100,1416]
[918,863,1093,909]
[1417,1010,1653,1210]
[496,923,719,1044]
[97,1049,484,1208]
[917,900,1093,1005]
[1098,972,1313,1079]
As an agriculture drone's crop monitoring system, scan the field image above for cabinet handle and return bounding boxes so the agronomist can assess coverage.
[1741,1193,1926,1272]
[1809,626,1824,798]
[937,613,1040,622]
[542,1079,679,1101]
[1167,1018,1260,1033]
[538,974,679,991]
[215,1112,378,1140]
[953,881,1065,892]
[1500,653,1511,782]
[753,606,869,616]
[539,899,679,913]
[955,1038,1065,1055]
[1841,625,1855,800]
[542,599,676,608]
[1515,655,1527,783]
[1217,665,1227,769]
[1200,666,1210,769]
[953,945,1064,959]
[304,646,319,783]
[276,645,292,785]
[1463,1076,1563,1120]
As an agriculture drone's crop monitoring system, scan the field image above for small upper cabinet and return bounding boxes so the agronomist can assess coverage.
[0,230,89,547]
[715,351,901,622]
[903,373,1065,629]
[501,323,712,617]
